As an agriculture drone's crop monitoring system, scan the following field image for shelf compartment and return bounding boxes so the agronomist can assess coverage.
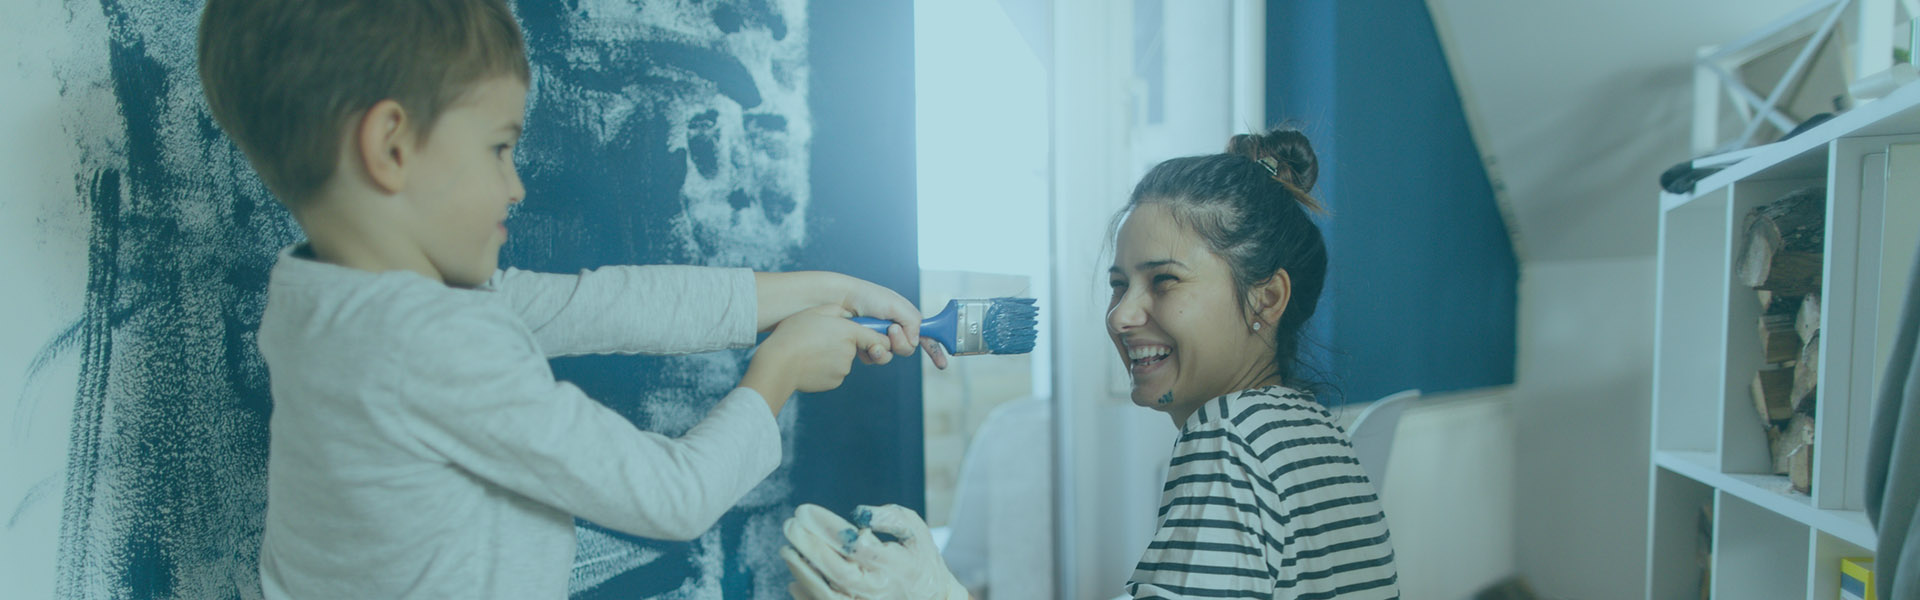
[1656,188,1732,456]
[1713,491,1811,600]
[1721,177,1825,477]
[1809,530,1875,600]
[1648,467,1715,600]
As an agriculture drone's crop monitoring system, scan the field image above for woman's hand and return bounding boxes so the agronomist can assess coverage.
[781,504,969,600]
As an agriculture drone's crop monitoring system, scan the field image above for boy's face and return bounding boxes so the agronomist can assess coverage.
[404,76,528,287]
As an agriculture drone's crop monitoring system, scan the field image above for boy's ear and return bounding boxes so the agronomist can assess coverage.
[355,99,413,194]
[1250,269,1292,333]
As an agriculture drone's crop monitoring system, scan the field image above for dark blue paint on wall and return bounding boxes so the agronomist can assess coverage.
[792,0,924,519]
[1266,0,1517,406]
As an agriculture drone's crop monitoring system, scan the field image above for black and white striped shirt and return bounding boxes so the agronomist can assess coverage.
[1126,386,1399,600]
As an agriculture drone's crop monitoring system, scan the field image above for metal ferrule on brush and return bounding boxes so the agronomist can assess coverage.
[949,300,990,356]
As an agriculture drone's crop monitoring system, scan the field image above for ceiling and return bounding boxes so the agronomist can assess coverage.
[1426,0,1815,262]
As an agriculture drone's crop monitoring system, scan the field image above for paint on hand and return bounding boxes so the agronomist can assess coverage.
[839,528,859,554]
[850,506,873,528]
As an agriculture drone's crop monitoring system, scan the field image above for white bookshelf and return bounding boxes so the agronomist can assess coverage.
[1646,80,1920,600]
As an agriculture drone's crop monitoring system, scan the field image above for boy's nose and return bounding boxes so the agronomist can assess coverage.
[506,167,526,205]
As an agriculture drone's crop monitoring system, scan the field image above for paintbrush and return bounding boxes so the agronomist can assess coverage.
[851,298,1038,356]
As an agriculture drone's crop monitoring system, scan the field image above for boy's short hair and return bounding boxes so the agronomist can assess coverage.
[198,0,531,204]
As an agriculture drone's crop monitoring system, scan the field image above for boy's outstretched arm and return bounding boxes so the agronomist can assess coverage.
[388,300,883,542]
[490,266,758,357]
[488,267,923,362]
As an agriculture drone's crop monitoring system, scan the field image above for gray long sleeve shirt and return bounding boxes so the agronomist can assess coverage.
[1868,242,1920,600]
[255,246,780,599]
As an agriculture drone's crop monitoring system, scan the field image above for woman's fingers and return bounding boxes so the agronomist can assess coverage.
[783,509,883,595]
[852,504,931,545]
[782,547,847,600]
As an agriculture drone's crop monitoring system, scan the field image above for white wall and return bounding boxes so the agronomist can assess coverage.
[1,1,110,597]
[1513,257,1657,599]
[1365,258,1656,600]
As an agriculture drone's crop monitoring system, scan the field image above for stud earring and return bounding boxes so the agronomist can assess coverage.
[1253,321,1263,332]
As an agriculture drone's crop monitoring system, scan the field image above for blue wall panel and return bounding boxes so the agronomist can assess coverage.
[1267,0,1517,406]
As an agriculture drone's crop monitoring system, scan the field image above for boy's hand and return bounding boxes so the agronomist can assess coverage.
[754,272,923,360]
[742,305,892,413]
[835,277,923,359]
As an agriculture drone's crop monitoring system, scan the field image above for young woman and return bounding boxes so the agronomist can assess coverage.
[782,128,1401,600]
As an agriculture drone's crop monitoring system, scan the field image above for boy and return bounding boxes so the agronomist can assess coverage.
[196,0,925,597]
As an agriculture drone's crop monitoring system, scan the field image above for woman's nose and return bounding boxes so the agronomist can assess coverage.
[1107,292,1146,334]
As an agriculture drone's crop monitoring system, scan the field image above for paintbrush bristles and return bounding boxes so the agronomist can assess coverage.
[981,297,1038,355]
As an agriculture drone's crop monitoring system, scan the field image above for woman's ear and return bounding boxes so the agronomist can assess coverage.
[354,99,412,194]
[1250,269,1292,332]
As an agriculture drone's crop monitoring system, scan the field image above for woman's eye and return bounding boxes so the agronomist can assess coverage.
[1152,274,1177,288]
[494,144,513,157]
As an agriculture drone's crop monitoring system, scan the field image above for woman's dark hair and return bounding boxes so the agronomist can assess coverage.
[1119,126,1330,390]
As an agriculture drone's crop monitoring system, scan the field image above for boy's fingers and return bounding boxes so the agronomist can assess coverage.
[921,338,949,370]
[889,295,922,342]
[859,342,892,366]
[853,327,891,359]
[887,323,916,357]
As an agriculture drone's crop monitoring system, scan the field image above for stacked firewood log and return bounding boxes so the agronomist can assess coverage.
[1736,186,1823,494]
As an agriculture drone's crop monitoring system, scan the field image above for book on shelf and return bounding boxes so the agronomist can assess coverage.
[1840,557,1875,600]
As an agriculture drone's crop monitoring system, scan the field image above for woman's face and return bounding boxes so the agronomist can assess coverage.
[1107,203,1276,421]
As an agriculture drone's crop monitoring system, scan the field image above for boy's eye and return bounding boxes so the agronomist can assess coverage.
[494,144,513,157]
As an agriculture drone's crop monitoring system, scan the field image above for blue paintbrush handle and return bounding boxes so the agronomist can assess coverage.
[849,316,895,335]
[850,306,961,356]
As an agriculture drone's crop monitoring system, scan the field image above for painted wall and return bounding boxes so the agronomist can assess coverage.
[0,0,919,598]
[0,2,105,598]
[1264,0,1518,407]
[1511,257,1654,599]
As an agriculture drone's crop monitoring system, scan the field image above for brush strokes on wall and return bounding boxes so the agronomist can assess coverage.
[50,0,921,598]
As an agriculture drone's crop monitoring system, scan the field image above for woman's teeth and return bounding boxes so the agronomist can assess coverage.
[1129,346,1170,368]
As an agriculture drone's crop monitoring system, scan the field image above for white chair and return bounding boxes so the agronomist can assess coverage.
[936,396,1053,599]
[1346,389,1420,496]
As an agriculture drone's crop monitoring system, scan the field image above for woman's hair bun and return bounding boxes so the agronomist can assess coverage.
[1226,127,1324,214]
